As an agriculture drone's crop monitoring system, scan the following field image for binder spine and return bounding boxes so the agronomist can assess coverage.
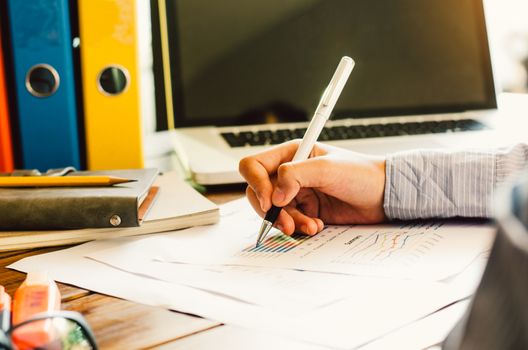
[7,0,81,171]
[0,24,13,172]
[79,0,143,170]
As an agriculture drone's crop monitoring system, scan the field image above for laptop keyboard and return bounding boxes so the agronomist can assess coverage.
[220,119,489,148]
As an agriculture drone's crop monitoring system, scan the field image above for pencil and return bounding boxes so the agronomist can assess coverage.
[0,176,136,188]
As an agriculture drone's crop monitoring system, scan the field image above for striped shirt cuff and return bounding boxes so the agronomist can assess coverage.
[383,143,528,220]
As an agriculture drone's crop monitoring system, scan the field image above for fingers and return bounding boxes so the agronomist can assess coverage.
[246,186,295,233]
[239,141,301,211]
[272,157,334,207]
[246,186,265,217]
[240,141,330,212]
[246,186,323,236]
[283,206,324,236]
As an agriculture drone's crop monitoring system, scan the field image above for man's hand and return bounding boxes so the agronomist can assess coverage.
[239,140,387,236]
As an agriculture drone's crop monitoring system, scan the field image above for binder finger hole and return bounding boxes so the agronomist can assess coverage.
[98,66,129,95]
[25,64,60,98]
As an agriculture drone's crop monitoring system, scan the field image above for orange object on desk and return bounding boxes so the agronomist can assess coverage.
[12,272,61,350]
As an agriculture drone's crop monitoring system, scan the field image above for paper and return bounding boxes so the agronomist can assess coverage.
[167,300,470,350]
[358,299,470,350]
[88,242,446,314]
[9,198,492,348]
[88,222,490,313]
[9,237,466,349]
[128,199,495,281]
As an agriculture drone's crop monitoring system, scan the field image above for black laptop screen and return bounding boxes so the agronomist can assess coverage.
[167,0,496,126]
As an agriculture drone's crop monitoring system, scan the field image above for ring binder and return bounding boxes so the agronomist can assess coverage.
[78,0,143,170]
[6,0,82,171]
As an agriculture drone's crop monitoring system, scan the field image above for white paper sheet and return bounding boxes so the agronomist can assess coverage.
[352,300,469,350]
[123,199,495,281]
[88,243,447,314]
[9,238,467,349]
[167,300,470,350]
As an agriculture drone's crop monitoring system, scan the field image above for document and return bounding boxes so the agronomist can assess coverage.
[124,199,495,281]
[88,232,488,320]
[8,198,493,348]
[167,300,470,350]
[89,244,448,313]
[9,236,468,349]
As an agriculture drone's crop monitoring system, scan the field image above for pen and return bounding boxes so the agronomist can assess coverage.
[0,175,136,187]
[255,56,355,247]
[0,285,11,332]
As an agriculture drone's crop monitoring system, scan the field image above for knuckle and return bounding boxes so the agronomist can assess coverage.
[238,156,253,175]
[290,139,302,145]
[277,163,295,179]
[245,185,253,196]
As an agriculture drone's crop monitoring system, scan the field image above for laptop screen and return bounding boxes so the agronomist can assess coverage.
[165,0,496,127]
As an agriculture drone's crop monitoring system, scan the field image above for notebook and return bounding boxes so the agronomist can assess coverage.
[0,171,219,251]
[0,169,159,230]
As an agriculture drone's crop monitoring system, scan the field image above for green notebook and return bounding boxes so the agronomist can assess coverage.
[0,169,158,230]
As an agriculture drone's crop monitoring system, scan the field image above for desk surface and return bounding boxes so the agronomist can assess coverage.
[2,93,527,349]
[0,189,246,350]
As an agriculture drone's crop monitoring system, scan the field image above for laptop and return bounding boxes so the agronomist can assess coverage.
[165,0,498,185]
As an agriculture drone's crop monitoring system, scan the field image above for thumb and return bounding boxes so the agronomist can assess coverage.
[272,157,332,207]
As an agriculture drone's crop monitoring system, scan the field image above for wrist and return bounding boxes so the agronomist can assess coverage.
[375,157,388,221]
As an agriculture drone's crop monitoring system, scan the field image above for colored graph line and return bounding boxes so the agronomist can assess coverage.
[242,233,310,254]
[332,223,445,266]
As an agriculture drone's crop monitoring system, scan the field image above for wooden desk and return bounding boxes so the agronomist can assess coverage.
[0,189,245,350]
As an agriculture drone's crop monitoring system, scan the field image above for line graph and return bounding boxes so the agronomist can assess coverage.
[331,222,444,268]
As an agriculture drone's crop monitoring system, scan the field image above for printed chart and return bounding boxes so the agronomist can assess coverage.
[138,199,496,281]
[240,233,310,256]
[331,222,444,267]
[228,221,496,281]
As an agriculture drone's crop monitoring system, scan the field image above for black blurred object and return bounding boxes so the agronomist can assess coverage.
[443,173,528,350]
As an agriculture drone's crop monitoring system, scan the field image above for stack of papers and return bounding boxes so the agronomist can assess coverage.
[10,199,495,348]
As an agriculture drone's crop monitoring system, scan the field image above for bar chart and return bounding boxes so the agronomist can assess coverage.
[240,233,310,255]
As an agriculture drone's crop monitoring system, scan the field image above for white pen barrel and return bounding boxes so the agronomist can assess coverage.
[291,56,354,163]
[292,111,329,162]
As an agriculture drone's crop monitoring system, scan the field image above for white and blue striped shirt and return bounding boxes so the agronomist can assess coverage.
[384,143,528,219]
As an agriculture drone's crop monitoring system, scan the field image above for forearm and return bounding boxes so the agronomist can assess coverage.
[383,143,528,220]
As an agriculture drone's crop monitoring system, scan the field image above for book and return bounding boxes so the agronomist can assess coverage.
[78,0,143,170]
[0,171,219,251]
[6,0,82,171]
[0,169,158,230]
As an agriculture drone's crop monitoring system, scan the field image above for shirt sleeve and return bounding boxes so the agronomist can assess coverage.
[383,143,528,220]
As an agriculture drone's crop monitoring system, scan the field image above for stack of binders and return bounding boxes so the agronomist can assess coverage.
[0,0,144,171]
